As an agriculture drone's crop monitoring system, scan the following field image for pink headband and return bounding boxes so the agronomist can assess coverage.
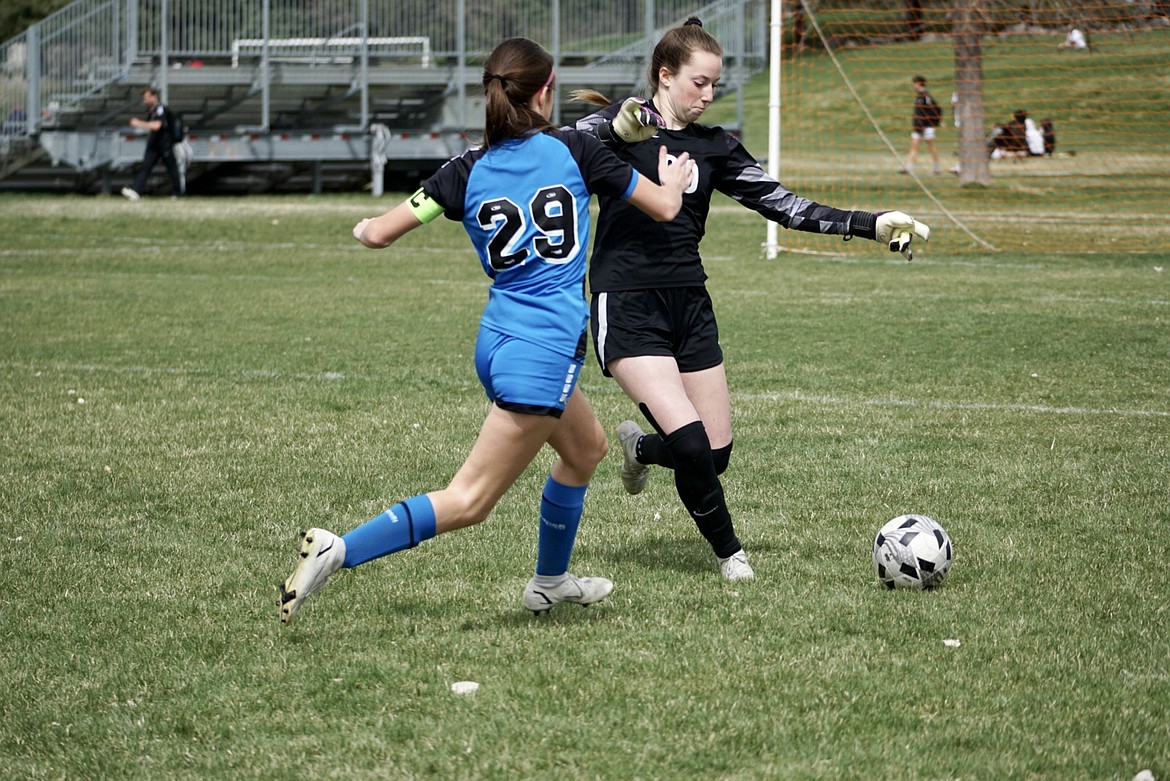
[542,67,556,91]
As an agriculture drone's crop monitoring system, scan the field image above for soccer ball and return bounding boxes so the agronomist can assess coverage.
[873,514,953,590]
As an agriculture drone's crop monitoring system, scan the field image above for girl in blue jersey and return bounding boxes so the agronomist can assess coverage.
[574,19,929,582]
[279,37,693,623]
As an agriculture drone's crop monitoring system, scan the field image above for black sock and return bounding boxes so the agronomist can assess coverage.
[663,421,741,558]
[638,431,673,468]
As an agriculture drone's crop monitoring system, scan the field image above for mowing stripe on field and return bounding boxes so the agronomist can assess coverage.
[1,361,347,383]
[5,362,1166,418]
[734,389,1170,418]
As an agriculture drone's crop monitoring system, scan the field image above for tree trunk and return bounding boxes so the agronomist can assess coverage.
[905,0,924,41]
[953,0,991,185]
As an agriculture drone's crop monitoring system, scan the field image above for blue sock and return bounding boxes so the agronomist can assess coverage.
[341,494,437,568]
[536,477,587,577]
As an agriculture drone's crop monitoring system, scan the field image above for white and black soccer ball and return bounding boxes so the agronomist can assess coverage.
[873,514,953,590]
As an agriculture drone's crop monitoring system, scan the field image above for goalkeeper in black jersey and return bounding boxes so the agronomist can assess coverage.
[574,17,929,581]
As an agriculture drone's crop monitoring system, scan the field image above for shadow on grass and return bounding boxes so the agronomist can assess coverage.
[592,531,716,578]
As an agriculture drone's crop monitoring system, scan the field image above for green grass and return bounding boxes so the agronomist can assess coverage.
[1,192,1167,780]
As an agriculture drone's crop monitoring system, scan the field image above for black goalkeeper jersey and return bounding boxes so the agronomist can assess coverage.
[576,100,873,292]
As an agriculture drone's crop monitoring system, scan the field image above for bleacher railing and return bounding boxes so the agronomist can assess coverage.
[127,0,743,59]
[1,0,128,137]
[1,0,764,144]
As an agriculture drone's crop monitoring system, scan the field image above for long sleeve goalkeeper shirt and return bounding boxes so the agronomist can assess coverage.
[575,99,876,292]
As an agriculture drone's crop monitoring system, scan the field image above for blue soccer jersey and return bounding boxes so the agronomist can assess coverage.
[422,129,639,358]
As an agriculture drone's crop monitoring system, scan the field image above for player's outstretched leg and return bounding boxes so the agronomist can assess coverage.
[279,528,346,624]
[522,573,614,616]
[616,420,651,495]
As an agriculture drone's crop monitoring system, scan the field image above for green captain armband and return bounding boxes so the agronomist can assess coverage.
[408,187,444,224]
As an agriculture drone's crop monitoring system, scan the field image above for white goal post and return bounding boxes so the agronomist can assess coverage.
[765,0,781,259]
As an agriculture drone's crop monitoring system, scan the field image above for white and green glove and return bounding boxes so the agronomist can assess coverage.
[875,211,930,261]
[610,97,664,143]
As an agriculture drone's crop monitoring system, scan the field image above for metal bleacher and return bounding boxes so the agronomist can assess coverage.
[0,0,766,195]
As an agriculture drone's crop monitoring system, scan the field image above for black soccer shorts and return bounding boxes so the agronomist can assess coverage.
[590,287,723,376]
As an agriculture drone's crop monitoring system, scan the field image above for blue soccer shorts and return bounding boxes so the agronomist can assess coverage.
[474,326,584,418]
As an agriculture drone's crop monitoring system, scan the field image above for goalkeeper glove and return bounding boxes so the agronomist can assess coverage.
[875,211,930,261]
[609,97,664,143]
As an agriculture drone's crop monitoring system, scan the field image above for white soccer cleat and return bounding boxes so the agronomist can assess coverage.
[121,187,140,201]
[718,549,755,581]
[616,420,651,495]
[279,528,345,625]
[522,573,615,615]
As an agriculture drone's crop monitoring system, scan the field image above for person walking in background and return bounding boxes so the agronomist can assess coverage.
[278,37,693,624]
[573,18,930,582]
[899,74,942,175]
[122,86,182,200]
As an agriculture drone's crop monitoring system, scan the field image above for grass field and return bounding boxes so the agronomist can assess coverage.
[1,189,1167,780]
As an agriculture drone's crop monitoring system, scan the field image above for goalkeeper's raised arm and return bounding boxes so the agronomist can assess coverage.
[570,90,665,145]
[717,133,929,260]
[572,91,929,261]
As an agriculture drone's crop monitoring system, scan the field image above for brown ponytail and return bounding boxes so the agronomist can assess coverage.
[482,37,556,147]
[569,88,612,108]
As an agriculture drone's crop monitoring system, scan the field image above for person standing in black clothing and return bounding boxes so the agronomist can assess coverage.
[122,86,182,200]
[899,75,942,175]
[574,17,929,581]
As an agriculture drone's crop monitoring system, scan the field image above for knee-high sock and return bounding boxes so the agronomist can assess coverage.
[664,421,742,559]
[536,476,587,576]
[341,494,437,568]
[640,435,734,476]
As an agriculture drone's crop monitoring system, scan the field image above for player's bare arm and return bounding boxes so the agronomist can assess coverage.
[352,187,438,248]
